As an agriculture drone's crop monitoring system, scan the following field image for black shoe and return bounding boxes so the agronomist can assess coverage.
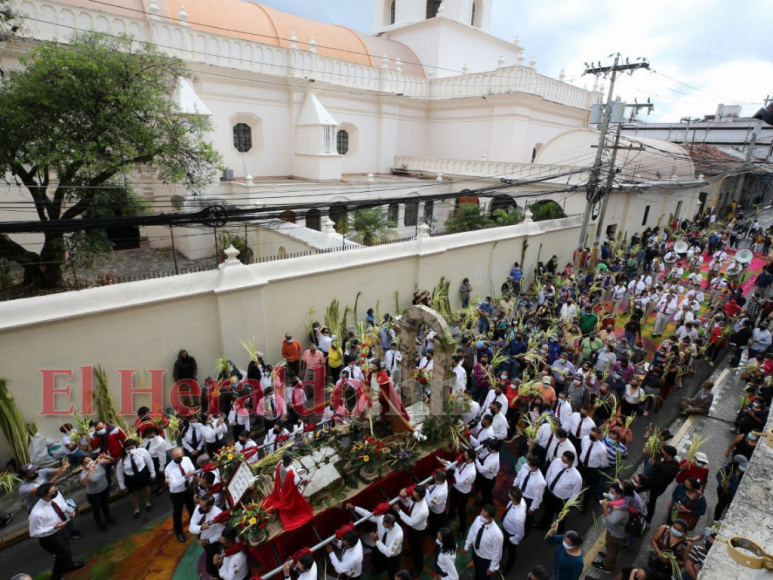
[176,533,187,542]
[68,561,86,571]
[592,562,612,574]
[0,513,13,529]
[70,530,82,539]
[106,518,118,525]
[133,511,140,519]
[599,551,607,558]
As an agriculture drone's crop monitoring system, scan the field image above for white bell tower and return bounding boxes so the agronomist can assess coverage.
[372,0,492,32]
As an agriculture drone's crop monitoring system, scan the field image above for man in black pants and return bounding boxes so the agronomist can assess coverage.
[393,485,429,578]
[475,440,501,507]
[164,447,196,542]
[28,484,85,580]
[462,504,504,580]
[512,455,546,535]
[537,451,582,533]
[500,488,527,574]
[444,449,477,538]
[645,445,680,523]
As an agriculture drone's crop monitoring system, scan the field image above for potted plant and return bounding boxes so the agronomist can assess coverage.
[445,392,472,427]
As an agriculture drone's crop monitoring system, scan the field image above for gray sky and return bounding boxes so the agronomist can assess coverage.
[253,0,771,122]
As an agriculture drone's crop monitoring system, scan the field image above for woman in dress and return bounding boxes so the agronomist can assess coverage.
[116,438,156,518]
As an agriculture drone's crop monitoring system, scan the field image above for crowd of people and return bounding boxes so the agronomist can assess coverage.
[17,210,773,580]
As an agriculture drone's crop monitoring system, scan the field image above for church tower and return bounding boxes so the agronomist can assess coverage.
[372,0,492,33]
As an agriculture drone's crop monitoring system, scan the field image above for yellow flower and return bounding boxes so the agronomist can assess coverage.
[363,455,370,463]
[249,517,257,525]
[227,454,234,460]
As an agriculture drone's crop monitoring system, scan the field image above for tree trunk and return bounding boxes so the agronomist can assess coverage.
[0,231,65,288]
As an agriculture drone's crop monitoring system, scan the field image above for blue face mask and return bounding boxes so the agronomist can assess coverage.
[739,465,747,472]
[671,527,684,538]
[748,434,758,441]
[606,493,616,501]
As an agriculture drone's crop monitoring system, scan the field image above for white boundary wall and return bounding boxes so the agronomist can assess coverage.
[0,217,580,461]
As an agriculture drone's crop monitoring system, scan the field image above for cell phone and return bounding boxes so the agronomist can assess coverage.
[648,422,653,430]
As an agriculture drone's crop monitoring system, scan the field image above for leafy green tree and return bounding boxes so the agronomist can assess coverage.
[0,32,221,287]
[528,200,567,221]
[491,208,524,227]
[0,0,23,45]
[444,203,492,233]
[348,208,396,246]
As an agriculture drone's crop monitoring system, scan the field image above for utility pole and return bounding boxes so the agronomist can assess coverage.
[680,116,692,146]
[734,125,759,212]
[593,100,652,248]
[577,55,650,258]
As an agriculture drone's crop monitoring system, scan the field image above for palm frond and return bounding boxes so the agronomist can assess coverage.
[545,488,587,539]
[240,337,260,363]
[685,433,712,463]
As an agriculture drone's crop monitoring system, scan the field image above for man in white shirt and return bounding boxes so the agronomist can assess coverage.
[538,452,583,533]
[546,428,578,468]
[554,391,573,431]
[235,430,259,465]
[750,322,773,357]
[326,530,363,580]
[182,416,204,459]
[393,485,429,577]
[349,503,403,577]
[676,321,699,343]
[462,399,481,425]
[262,422,289,454]
[486,402,508,440]
[442,449,477,537]
[28,484,85,579]
[142,427,168,494]
[228,398,251,441]
[475,440,501,507]
[482,383,508,416]
[568,408,594,447]
[560,299,578,323]
[469,415,495,447]
[281,550,316,580]
[709,275,728,307]
[451,355,467,394]
[463,505,504,580]
[344,361,364,382]
[611,283,627,316]
[165,447,196,542]
[713,249,728,263]
[653,293,678,337]
[500,487,527,574]
[426,470,449,534]
[383,342,402,384]
[189,494,226,578]
[513,455,546,533]
[534,419,555,460]
[116,439,156,516]
[215,528,249,580]
[673,304,695,328]
[578,427,609,512]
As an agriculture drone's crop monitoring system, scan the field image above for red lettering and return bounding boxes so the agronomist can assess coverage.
[78,365,94,416]
[331,378,369,417]
[39,369,74,415]
[118,369,165,416]
[170,379,201,416]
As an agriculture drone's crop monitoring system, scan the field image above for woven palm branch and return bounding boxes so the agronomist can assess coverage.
[240,337,261,363]
[93,366,129,433]
[684,433,712,463]
[0,472,20,495]
[431,277,452,318]
[545,488,587,539]
[303,307,316,339]
[645,427,664,460]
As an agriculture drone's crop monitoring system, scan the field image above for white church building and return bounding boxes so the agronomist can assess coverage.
[2,0,703,258]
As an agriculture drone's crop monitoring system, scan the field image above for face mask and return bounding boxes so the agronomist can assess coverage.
[589,435,597,442]
[748,434,758,441]
[50,490,59,500]
[174,457,184,464]
[127,448,136,455]
[96,428,107,436]
[739,465,747,472]
[411,496,418,503]
[671,528,684,538]
[286,339,293,343]
[500,374,507,380]
[606,493,616,501]
[562,540,573,550]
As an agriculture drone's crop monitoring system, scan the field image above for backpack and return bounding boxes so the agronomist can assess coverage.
[625,511,646,537]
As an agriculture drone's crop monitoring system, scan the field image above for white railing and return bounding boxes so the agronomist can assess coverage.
[394,155,583,180]
[14,0,596,108]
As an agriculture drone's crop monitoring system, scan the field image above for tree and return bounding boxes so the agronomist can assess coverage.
[491,208,525,227]
[0,0,23,44]
[0,32,221,287]
[444,204,492,233]
[528,200,567,221]
[348,208,396,246]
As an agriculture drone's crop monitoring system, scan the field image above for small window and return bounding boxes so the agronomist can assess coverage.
[233,123,252,152]
[279,210,296,224]
[642,205,650,226]
[306,209,321,231]
[404,201,419,226]
[388,203,399,223]
[426,0,442,18]
[337,130,349,155]
[390,0,396,24]
[424,200,434,222]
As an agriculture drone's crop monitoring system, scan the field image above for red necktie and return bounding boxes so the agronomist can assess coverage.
[583,442,593,467]
[546,433,555,452]
[407,501,414,515]
[180,464,189,489]
[575,419,582,438]
[51,501,67,522]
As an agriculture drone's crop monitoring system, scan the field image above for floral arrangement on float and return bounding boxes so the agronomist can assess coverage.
[445,392,472,417]
[236,501,272,546]
[414,367,430,385]
[350,435,389,481]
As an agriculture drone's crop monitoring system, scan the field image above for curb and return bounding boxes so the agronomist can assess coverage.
[0,489,127,552]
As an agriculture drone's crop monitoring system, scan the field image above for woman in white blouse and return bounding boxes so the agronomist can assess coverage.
[434,527,459,580]
[116,438,156,518]
[200,414,228,456]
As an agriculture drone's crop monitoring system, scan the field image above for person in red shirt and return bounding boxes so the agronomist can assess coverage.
[676,452,710,491]
[134,407,170,439]
[723,299,742,318]
[89,420,127,484]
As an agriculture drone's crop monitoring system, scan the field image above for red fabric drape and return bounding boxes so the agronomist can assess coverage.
[248,448,456,570]
[261,463,313,533]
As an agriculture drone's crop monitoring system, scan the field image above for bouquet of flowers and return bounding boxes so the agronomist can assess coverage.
[414,368,430,385]
[214,444,247,478]
[236,501,271,543]
[445,392,473,416]
[350,435,389,469]
[389,439,418,471]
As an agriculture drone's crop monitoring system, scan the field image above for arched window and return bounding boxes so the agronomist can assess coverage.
[471,1,476,25]
[388,203,399,223]
[329,203,348,232]
[279,210,296,224]
[489,194,516,215]
[305,208,321,231]
[233,123,252,152]
[404,201,419,226]
[423,200,434,222]
[278,246,287,258]
[456,195,480,207]
[390,0,396,24]
[337,130,349,155]
[426,0,442,19]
